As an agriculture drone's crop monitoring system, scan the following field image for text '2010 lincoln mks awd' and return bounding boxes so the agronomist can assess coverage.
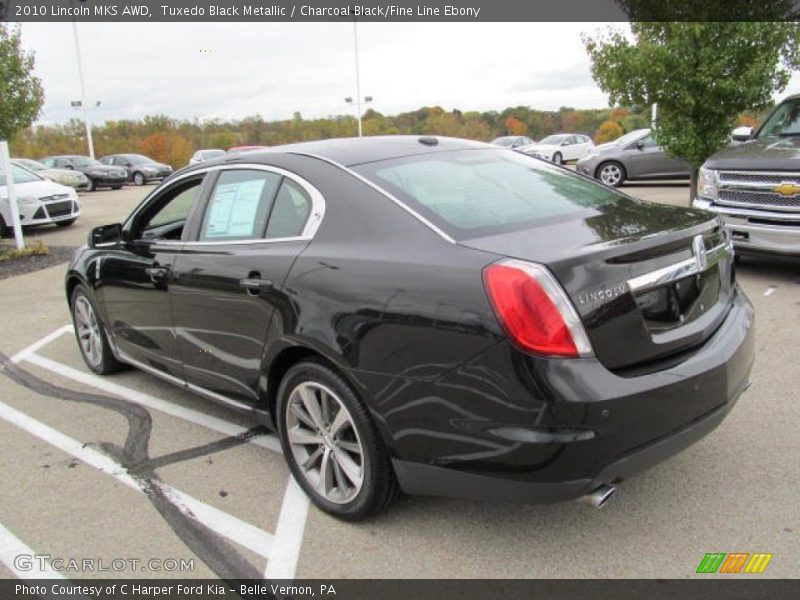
[65,136,755,520]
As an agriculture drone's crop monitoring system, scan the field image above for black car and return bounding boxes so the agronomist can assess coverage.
[41,155,128,192]
[65,136,755,520]
[100,153,173,186]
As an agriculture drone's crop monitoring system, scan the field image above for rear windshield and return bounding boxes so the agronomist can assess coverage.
[354,148,626,239]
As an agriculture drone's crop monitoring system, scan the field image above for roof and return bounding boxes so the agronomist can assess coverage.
[247,135,492,167]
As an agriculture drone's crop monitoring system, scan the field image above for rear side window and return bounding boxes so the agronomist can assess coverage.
[266,179,312,239]
[354,149,625,239]
[200,170,281,241]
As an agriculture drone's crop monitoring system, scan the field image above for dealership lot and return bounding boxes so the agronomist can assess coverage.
[1,182,798,579]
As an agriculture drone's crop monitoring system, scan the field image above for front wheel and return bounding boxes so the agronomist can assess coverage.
[597,161,626,187]
[70,285,122,375]
[132,172,145,186]
[85,178,96,192]
[276,360,398,521]
[552,152,563,165]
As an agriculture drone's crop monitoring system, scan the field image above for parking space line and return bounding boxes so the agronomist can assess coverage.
[0,399,274,559]
[264,477,310,579]
[10,325,73,364]
[24,353,282,454]
[0,522,65,579]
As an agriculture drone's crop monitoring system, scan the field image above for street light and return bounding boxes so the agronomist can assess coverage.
[345,95,374,137]
[71,21,97,158]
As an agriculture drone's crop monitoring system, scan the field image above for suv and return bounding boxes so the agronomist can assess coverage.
[694,94,800,256]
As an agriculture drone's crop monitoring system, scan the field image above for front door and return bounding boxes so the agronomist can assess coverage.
[98,174,207,379]
[170,167,317,404]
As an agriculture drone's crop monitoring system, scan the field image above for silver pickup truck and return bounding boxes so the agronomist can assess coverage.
[694,94,800,256]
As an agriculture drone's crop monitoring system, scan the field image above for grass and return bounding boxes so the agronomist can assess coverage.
[0,239,50,261]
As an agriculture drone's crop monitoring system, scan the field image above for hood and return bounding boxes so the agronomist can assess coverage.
[1,179,74,200]
[705,136,800,171]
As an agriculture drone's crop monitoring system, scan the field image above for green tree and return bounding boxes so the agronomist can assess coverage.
[584,5,800,201]
[0,24,44,141]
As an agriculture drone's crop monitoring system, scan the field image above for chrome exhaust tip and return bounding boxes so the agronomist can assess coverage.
[581,484,616,508]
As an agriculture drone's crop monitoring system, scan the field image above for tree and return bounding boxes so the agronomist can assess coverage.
[595,120,625,144]
[584,4,800,201]
[504,116,528,136]
[0,24,45,141]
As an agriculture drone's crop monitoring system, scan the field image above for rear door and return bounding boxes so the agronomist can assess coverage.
[170,166,322,404]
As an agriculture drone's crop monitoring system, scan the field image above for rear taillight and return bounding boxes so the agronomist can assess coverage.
[483,259,593,358]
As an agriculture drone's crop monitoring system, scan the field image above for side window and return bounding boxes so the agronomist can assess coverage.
[200,170,281,241]
[41,158,54,167]
[266,179,312,239]
[137,177,204,240]
[101,157,111,165]
[642,135,658,148]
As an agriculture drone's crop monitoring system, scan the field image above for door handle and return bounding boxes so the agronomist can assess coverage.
[239,277,274,293]
[145,266,169,282]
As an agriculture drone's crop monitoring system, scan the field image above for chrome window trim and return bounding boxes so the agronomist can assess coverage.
[294,151,457,244]
[627,238,733,293]
[128,162,326,245]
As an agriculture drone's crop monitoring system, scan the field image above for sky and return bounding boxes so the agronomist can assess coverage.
[17,22,800,127]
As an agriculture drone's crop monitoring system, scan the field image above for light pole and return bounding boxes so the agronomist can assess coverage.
[71,21,96,158]
[345,95,373,137]
[347,22,374,138]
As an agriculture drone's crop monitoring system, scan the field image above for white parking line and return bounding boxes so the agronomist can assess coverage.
[264,477,310,579]
[10,325,73,364]
[0,399,273,559]
[0,522,65,578]
[24,353,282,454]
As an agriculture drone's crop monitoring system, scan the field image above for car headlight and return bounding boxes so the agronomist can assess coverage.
[698,167,718,200]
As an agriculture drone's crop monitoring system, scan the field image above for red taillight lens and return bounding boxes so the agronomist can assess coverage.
[483,260,593,358]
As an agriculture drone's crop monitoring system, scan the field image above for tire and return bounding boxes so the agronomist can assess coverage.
[132,172,145,186]
[55,218,77,228]
[70,285,122,375]
[596,161,627,187]
[85,178,96,192]
[0,215,9,238]
[552,152,563,165]
[276,360,399,521]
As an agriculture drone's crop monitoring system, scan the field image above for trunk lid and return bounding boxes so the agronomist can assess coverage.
[461,199,736,371]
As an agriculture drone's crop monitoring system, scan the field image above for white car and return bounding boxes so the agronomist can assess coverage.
[521,134,595,164]
[0,163,80,237]
[189,148,225,165]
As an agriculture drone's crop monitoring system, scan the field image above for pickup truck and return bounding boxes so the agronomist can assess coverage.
[694,94,800,256]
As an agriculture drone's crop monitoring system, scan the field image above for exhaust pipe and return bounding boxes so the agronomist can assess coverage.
[581,484,616,508]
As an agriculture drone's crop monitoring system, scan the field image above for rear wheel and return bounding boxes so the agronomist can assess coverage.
[276,360,398,521]
[85,178,96,192]
[552,152,563,165]
[70,285,122,375]
[597,161,626,187]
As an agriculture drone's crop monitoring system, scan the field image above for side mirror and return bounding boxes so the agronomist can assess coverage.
[635,139,646,149]
[89,223,123,248]
[65,164,75,170]
[731,126,754,142]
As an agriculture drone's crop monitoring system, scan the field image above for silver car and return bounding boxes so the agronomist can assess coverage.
[576,129,690,187]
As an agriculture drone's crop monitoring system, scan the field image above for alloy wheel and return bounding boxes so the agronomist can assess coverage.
[285,381,364,504]
[74,295,103,368]
[553,152,563,165]
[600,164,623,186]
[133,172,145,186]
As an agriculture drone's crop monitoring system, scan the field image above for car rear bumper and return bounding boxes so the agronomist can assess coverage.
[693,198,800,256]
[388,288,755,504]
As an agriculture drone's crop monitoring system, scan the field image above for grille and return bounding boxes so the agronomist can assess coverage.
[46,200,75,217]
[38,193,70,203]
[718,172,800,185]
[718,189,800,211]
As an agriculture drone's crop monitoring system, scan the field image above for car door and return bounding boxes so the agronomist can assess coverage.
[169,166,321,404]
[623,135,688,179]
[97,173,209,379]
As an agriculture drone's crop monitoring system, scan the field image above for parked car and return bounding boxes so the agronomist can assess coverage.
[100,154,173,186]
[65,136,754,521]
[189,149,225,165]
[1,163,80,236]
[490,136,534,149]
[12,158,89,190]
[694,93,800,256]
[227,145,270,155]
[40,155,128,192]
[523,134,594,164]
[576,129,691,187]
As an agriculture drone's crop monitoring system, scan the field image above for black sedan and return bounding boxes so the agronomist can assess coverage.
[64,136,755,520]
[100,153,173,186]
[41,155,128,192]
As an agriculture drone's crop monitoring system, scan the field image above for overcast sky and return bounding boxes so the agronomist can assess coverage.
[17,22,800,126]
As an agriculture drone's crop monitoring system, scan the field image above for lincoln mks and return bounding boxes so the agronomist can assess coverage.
[65,136,755,520]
